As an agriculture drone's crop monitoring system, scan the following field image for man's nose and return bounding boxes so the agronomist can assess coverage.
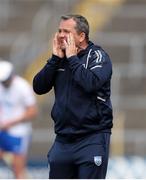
[59,31,66,38]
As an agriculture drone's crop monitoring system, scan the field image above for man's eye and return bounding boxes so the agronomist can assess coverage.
[64,30,70,33]
[58,29,70,34]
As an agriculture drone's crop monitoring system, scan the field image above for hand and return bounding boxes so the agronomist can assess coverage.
[53,33,64,58]
[64,33,77,58]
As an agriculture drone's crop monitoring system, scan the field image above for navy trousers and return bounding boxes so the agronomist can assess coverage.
[47,133,110,179]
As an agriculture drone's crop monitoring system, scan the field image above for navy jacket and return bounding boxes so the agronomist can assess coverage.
[33,41,113,138]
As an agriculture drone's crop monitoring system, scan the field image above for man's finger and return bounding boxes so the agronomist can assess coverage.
[63,39,68,47]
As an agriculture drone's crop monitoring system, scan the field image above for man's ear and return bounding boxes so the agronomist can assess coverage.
[79,32,86,42]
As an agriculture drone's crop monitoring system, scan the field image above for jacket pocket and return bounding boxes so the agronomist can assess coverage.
[81,99,100,125]
[96,99,113,126]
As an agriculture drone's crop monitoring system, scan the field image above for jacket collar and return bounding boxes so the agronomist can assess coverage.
[77,41,94,57]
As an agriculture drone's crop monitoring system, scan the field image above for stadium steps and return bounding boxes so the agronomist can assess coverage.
[103,5,146,33]
[0,0,44,59]
[1,1,42,33]
[25,0,125,81]
[100,0,146,62]
[97,0,146,155]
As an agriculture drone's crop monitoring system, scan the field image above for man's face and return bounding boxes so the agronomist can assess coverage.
[58,18,81,50]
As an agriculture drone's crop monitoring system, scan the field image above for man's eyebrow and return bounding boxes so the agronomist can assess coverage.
[58,28,70,33]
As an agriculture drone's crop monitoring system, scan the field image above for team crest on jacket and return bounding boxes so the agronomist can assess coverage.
[94,156,102,166]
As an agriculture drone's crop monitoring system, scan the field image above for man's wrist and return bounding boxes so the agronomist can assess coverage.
[52,54,63,60]
[67,55,77,59]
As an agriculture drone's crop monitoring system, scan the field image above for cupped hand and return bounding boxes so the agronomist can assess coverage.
[64,33,77,58]
[53,33,64,58]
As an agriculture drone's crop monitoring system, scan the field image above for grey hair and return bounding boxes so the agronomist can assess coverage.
[60,14,89,42]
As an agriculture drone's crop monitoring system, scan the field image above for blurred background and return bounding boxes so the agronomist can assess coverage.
[0,0,146,178]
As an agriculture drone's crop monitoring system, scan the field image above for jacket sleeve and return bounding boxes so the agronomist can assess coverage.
[33,55,61,95]
[67,49,112,93]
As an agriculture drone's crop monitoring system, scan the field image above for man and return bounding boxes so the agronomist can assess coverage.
[0,60,37,179]
[33,14,113,179]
